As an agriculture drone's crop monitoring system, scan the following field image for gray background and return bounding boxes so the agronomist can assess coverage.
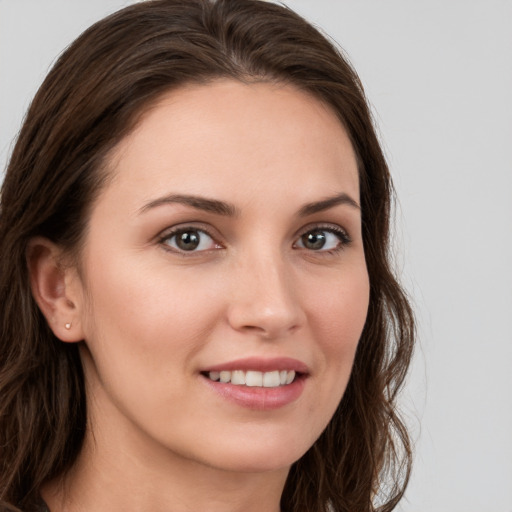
[1,1,511,510]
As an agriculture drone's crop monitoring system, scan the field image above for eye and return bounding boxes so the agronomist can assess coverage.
[295,227,350,252]
[161,228,219,253]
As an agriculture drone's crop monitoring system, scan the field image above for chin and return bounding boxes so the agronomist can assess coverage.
[186,430,315,474]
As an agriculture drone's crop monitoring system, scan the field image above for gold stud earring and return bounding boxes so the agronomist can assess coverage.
[65,322,72,330]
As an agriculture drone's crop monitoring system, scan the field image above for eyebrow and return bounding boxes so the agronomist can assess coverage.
[298,192,360,216]
[139,194,239,216]
[139,192,360,217]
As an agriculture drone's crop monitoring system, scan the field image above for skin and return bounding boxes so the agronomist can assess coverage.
[33,80,370,512]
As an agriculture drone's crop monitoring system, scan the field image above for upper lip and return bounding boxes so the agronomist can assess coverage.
[202,357,309,374]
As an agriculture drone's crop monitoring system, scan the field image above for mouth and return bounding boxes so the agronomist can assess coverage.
[199,357,309,409]
[200,357,310,411]
[201,369,299,388]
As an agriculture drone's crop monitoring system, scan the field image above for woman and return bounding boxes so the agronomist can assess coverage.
[0,1,414,511]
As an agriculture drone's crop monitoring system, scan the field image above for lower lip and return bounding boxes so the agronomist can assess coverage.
[201,375,306,410]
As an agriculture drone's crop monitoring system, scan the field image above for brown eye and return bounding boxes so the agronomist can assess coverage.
[295,227,350,252]
[162,229,217,252]
[301,230,327,250]
[175,231,200,251]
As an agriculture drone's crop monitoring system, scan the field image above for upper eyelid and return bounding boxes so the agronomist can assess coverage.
[157,223,220,240]
[294,222,350,239]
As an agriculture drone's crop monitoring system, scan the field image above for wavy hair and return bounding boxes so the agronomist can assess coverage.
[0,1,414,511]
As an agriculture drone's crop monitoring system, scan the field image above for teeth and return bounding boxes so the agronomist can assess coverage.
[263,370,280,388]
[231,370,246,385]
[245,371,263,387]
[207,369,297,387]
[285,370,295,385]
[209,371,220,381]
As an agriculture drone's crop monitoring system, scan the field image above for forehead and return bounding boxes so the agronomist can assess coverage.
[103,79,360,211]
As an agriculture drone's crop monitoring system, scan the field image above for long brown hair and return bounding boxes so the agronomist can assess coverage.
[0,1,414,511]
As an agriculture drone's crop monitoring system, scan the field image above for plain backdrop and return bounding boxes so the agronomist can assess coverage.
[1,1,511,511]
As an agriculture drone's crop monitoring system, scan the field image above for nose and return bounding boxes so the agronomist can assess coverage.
[226,252,306,340]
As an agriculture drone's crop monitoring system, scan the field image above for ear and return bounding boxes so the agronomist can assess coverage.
[27,237,85,343]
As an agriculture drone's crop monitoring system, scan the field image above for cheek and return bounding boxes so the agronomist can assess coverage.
[308,262,369,342]
[78,260,227,437]
[304,263,370,388]
[79,254,223,382]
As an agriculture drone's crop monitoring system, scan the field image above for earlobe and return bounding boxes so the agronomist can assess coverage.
[27,237,84,343]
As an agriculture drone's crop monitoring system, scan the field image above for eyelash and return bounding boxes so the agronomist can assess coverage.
[158,224,352,256]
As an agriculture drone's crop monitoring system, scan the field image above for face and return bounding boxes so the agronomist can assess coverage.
[74,80,369,475]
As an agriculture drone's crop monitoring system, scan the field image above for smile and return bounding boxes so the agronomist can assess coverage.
[200,357,308,409]
[206,370,296,387]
